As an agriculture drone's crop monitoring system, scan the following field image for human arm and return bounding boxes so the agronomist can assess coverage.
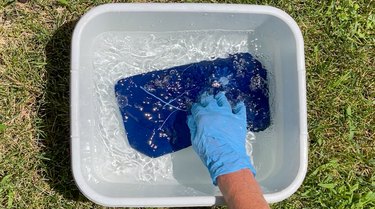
[218,169,269,209]
[187,92,269,209]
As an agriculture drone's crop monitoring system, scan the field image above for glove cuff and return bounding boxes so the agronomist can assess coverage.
[206,148,256,185]
[211,158,256,185]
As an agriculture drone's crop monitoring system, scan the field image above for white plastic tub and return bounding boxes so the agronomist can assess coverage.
[71,3,308,207]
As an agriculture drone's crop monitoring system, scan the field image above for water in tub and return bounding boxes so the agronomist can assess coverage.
[90,30,276,192]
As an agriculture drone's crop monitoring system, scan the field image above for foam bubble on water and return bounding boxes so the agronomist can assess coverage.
[91,30,265,183]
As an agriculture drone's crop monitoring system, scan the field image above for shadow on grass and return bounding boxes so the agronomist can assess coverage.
[40,20,88,202]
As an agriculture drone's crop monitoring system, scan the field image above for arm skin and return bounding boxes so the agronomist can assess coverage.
[217,169,270,209]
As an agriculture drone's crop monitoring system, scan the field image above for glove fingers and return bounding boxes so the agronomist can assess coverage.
[187,115,197,137]
[191,103,203,116]
[215,92,231,110]
[200,93,216,107]
[233,101,246,118]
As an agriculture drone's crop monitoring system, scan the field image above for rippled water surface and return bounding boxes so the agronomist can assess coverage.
[90,30,273,184]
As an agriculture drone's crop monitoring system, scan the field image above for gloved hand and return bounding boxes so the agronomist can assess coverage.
[187,92,256,185]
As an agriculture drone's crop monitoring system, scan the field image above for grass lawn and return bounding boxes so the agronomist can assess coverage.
[0,0,374,208]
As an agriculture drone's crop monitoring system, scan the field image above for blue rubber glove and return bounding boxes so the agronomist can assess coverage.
[187,92,256,185]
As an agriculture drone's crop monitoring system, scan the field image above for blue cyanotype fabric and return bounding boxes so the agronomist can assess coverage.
[115,53,270,157]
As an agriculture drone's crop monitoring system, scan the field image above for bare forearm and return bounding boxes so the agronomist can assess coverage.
[217,169,270,209]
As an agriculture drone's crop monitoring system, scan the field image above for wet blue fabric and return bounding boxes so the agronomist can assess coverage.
[115,53,270,158]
